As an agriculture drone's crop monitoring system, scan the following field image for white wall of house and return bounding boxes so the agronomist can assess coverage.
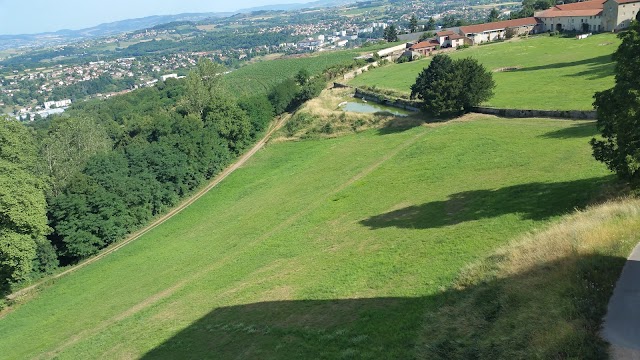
[613,1,639,30]
[467,30,500,44]
[450,38,465,48]
[437,35,451,47]
[464,24,536,44]
[538,15,602,32]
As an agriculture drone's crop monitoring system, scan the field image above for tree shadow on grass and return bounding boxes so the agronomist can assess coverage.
[360,177,612,230]
[568,60,616,80]
[513,55,613,74]
[140,254,623,359]
[539,122,599,139]
[376,116,425,135]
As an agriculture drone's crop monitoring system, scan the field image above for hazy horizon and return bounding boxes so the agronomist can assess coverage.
[0,0,313,35]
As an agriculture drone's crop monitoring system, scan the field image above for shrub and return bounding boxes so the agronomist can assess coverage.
[285,112,317,136]
[320,122,334,134]
[396,55,411,64]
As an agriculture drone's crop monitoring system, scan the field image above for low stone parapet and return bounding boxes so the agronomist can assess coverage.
[472,106,597,120]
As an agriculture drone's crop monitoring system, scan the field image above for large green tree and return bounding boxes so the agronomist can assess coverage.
[410,55,495,116]
[384,25,398,42]
[269,78,300,115]
[0,118,53,295]
[183,58,226,117]
[205,96,252,154]
[411,55,461,116]
[591,20,640,184]
[457,58,496,112]
[488,8,501,22]
[40,116,112,197]
[425,17,436,31]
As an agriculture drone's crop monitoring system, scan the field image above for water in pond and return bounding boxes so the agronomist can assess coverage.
[341,99,412,117]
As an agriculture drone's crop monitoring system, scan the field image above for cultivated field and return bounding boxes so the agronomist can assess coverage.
[224,43,397,96]
[0,117,623,358]
[348,33,621,110]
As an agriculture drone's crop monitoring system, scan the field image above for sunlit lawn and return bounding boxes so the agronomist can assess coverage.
[0,117,612,359]
[349,33,621,110]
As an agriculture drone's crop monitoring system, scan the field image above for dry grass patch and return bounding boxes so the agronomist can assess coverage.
[420,198,640,359]
[274,88,424,141]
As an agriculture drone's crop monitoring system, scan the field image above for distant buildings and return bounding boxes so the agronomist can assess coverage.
[160,73,178,81]
[459,17,539,44]
[436,30,466,48]
[43,99,71,109]
[409,40,441,55]
[536,0,640,32]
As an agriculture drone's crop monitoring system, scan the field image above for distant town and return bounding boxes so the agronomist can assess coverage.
[0,0,556,120]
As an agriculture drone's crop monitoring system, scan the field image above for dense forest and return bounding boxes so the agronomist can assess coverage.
[0,58,351,300]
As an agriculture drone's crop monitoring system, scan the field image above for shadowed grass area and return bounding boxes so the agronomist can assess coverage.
[142,200,640,359]
[540,121,601,139]
[419,199,640,359]
[360,178,613,230]
[0,117,618,358]
[348,34,621,110]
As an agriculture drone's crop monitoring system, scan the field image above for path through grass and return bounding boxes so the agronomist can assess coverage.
[0,117,612,358]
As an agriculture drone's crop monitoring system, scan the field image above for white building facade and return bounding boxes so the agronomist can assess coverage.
[536,0,639,32]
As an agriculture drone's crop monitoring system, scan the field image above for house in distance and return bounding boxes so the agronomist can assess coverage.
[536,0,640,32]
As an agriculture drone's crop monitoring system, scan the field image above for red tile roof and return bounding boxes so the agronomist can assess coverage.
[436,30,455,36]
[449,34,466,40]
[410,40,440,50]
[536,8,603,16]
[555,0,606,11]
[459,17,539,34]
[614,0,640,4]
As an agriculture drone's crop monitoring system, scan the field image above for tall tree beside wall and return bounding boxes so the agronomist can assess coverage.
[425,17,436,31]
[384,25,398,42]
[410,15,419,33]
[410,55,495,116]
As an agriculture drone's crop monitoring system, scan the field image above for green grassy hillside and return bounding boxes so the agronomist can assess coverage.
[0,117,617,358]
[349,34,621,110]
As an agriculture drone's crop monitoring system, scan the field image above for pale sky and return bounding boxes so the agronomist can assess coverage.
[0,0,308,35]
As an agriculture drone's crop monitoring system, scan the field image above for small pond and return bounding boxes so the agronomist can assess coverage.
[340,99,413,117]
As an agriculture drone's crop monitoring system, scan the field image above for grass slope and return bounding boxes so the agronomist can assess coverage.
[0,117,615,358]
[349,34,621,110]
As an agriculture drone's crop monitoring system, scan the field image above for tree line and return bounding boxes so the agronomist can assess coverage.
[0,58,337,300]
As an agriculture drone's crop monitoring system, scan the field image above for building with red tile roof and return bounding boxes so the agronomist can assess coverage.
[536,0,639,32]
[459,17,540,44]
[409,40,441,55]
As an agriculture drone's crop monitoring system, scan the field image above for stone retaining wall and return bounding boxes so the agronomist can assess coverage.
[353,88,422,112]
[330,85,596,120]
[472,106,597,120]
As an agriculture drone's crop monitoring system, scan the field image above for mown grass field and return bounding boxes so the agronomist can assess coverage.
[0,117,623,358]
[349,33,622,110]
